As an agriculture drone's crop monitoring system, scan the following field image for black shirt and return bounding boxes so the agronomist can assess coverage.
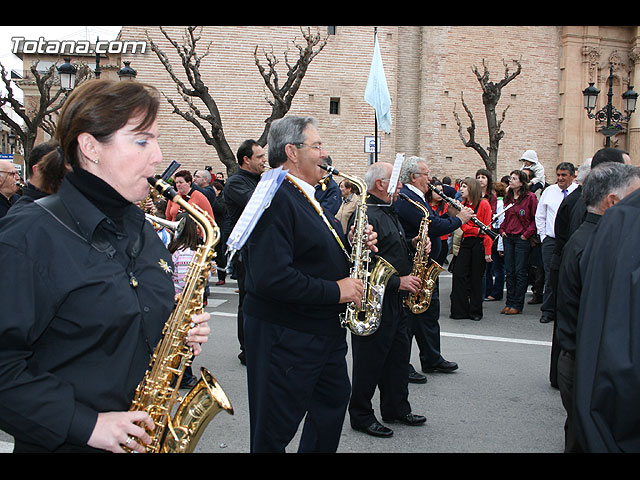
[0,171,175,452]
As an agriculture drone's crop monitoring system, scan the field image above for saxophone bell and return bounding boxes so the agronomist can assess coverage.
[127,177,233,453]
[319,165,397,336]
[398,192,444,314]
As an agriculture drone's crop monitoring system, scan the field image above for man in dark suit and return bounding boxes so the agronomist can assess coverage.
[223,139,267,365]
[394,156,473,382]
[242,116,374,452]
[348,161,426,439]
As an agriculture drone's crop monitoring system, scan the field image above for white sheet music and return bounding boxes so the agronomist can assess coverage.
[226,167,288,260]
[387,153,404,196]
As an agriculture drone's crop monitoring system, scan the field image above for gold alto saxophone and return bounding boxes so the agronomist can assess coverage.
[320,164,397,336]
[398,192,444,314]
[127,177,233,453]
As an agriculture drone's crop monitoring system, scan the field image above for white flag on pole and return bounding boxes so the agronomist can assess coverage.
[364,32,392,133]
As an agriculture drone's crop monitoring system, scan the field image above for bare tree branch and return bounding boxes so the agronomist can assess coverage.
[147,26,327,175]
[453,58,522,178]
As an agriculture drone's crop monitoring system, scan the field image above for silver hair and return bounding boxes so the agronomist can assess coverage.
[399,156,427,184]
[582,162,640,211]
[364,162,390,190]
[576,158,592,184]
[196,169,212,183]
[267,116,318,168]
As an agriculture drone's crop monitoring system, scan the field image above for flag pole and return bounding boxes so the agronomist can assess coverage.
[373,27,378,163]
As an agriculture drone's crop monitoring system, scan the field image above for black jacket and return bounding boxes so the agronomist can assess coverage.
[394,185,462,261]
[243,177,350,336]
[555,212,600,355]
[0,174,174,452]
[574,188,640,452]
[354,193,414,294]
[223,168,261,235]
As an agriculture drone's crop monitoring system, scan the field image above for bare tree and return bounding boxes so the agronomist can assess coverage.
[0,60,91,169]
[146,26,328,176]
[453,58,522,179]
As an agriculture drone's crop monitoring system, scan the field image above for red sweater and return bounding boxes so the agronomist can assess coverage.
[165,188,215,222]
[499,191,538,239]
[461,198,493,256]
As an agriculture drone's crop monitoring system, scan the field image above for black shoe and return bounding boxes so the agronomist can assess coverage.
[383,413,427,426]
[352,420,393,438]
[470,314,482,321]
[540,316,553,324]
[449,314,470,320]
[408,371,427,384]
[423,360,458,373]
[238,351,246,365]
[528,295,543,305]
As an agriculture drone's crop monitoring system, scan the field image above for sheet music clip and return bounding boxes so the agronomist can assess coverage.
[225,167,288,271]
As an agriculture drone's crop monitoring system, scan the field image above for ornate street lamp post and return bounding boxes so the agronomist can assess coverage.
[583,65,638,147]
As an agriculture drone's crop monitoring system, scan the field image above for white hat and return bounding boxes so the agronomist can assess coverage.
[520,150,538,163]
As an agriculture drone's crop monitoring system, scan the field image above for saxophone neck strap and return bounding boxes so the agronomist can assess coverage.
[285,174,349,259]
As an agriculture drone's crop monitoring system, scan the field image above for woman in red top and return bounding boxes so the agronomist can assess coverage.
[426,179,450,266]
[450,177,493,320]
[499,169,538,315]
[165,169,215,223]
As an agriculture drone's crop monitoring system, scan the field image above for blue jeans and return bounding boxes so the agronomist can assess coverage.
[503,234,531,311]
[484,247,505,300]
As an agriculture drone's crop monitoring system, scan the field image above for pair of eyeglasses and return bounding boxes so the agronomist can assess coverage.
[0,171,18,176]
[295,143,327,153]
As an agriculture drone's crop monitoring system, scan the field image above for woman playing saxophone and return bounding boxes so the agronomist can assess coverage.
[0,79,211,453]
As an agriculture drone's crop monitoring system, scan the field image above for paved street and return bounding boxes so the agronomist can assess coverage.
[0,268,566,454]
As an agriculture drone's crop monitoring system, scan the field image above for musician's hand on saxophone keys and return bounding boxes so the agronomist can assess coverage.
[399,275,422,294]
[186,312,211,356]
[348,224,379,253]
[337,278,364,308]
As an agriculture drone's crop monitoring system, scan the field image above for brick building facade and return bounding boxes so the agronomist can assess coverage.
[16,26,640,183]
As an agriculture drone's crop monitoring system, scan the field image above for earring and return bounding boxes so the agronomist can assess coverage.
[90,157,99,165]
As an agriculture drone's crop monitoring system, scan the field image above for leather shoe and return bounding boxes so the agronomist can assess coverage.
[408,371,427,383]
[383,413,427,426]
[424,360,458,373]
[352,420,393,438]
[540,316,553,323]
[504,307,521,315]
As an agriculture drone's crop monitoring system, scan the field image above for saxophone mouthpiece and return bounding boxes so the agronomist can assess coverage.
[148,176,179,201]
[319,163,339,175]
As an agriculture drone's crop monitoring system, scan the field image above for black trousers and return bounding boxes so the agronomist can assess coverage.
[244,314,350,453]
[408,279,444,370]
[557,349,582,453]
[450,236,486,318]
[349,294,411,428]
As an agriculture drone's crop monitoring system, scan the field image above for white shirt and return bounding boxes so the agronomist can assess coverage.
[405,183,426,202]
[287,173,322,210]
[535,182,578,240]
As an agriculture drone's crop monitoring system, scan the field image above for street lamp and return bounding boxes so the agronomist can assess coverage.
[118,61,137,81]
[583,65,638,147]
[57,58,77,91]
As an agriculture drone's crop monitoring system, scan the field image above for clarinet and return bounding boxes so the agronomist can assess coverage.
[428,183,498,242]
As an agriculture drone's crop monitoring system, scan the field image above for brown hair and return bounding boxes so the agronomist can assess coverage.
[461,177,482,207]
[174,169,193,184]
[55,79,160,168]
